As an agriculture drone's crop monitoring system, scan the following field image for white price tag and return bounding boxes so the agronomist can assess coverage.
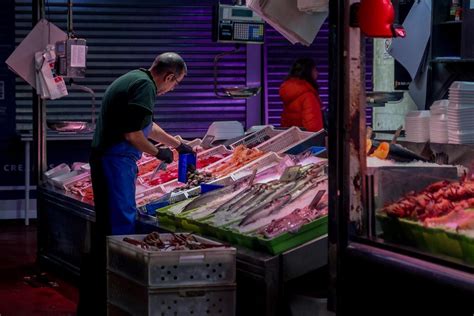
[70,44,86,67]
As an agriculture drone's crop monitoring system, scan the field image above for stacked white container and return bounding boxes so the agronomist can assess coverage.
[106,234,237,316]
[404,110,430,142]
[429,100,449,144]
[448,81,474,144]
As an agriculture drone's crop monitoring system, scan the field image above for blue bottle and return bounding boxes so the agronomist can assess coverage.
[178,153,197,183]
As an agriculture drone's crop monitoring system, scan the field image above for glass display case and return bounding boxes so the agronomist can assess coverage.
[328,0,474,314]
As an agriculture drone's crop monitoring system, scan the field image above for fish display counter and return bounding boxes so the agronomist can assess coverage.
[37,125,328,315]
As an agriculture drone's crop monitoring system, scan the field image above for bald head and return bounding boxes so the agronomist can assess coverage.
[149,52,187,78]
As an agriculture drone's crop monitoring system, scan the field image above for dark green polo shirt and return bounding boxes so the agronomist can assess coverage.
[92,69,157,150]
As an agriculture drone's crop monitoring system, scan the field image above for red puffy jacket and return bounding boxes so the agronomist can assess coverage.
[279,78,323,132]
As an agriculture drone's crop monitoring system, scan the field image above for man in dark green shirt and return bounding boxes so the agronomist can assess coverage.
[78,52,194,315]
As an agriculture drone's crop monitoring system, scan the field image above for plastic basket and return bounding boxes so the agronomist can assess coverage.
[229,126,282,149]
[107,234,236,288]
[107,272,236,316]
[255,126,319,154]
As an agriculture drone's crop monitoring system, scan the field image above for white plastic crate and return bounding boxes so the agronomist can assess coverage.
[107,234,236,288]
[197,144,233,160]
[206,151,282,177]
[50,170,89,190]
[44,163,70,179]
[107,272,236,316]
[186,138,202,148]
[229,125,282,149]
[255,126,316,153]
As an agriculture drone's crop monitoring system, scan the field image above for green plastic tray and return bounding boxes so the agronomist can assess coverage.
[155,204,328,254]
[257,215,328,254]
[377,213,474,264]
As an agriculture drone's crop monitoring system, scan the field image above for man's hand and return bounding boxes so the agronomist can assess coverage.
[155,147,173,163]
[175,142,195,154]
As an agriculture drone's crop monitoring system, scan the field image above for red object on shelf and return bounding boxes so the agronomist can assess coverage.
[358,0,406,38]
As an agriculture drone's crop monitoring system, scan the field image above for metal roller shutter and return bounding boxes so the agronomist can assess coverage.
[14,0,248,138]
[264,22,374,127]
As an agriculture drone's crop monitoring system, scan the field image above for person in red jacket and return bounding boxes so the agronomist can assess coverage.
[279,58,324,132]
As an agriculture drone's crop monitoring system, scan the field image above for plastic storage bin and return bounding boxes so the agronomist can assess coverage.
[107,272,236,316]
[256,126,321,154]
[107,234,236,287]
[228,125,282,149]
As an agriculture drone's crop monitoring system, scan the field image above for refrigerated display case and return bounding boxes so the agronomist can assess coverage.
[328,0,474,314]
[37,125,327,315]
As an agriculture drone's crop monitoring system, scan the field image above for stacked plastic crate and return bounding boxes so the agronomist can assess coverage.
[106,234,237,316]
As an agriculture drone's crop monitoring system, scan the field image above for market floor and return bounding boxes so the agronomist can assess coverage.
[0,221,78,316]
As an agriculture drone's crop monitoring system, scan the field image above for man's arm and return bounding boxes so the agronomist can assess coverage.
[124,130,160,156]
[149,122,180,148]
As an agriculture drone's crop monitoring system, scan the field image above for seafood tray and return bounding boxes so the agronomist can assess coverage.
[207,151,283,179]
[367,166,459,216]
[226,152,291,181]
[107,272,236,316]
[377,213,474,264]
[50,170,90,190]
[155,210,328,255]
[160,152,285,204]
[256,126,325,154]
[135,185,166,208]
[107,234,236,287]
[138,145,232,187]
[256,215,328,254]
[228,125,282,149]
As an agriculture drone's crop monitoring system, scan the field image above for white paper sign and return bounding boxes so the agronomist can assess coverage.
[70,44,86,67]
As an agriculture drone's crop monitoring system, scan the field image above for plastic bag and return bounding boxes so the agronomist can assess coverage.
[35,44,68,100]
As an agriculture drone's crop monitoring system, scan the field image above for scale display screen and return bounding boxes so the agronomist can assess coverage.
[232,8,253,18]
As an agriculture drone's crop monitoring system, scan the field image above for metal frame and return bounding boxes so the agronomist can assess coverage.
[32,0,47,187]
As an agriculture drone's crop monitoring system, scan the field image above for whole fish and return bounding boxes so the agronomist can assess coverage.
[215,183,267,214]
[185,182,250,220]
[239,194,292,227]
[231,181,296,219]
[181,177,250,214]
[238,179,328,234]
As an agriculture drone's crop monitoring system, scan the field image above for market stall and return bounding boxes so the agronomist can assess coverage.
[38,124,327,315]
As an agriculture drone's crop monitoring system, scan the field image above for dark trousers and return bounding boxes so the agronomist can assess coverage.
[77,151,110,316]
